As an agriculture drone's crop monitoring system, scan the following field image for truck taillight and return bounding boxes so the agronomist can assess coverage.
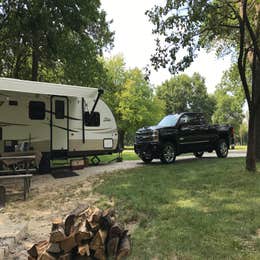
[231,127,234,136]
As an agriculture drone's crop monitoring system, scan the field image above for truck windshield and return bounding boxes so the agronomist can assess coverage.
[158,115,180,127]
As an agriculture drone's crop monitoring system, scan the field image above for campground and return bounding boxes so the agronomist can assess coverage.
[4,150,260,259]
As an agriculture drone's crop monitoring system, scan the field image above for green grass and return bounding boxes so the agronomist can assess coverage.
[235,145,247,150]
[97,149,138,163]
[94,158,260,259]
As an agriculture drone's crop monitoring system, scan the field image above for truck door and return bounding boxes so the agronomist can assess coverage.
[178,114,204,152]
[51,96,69,158]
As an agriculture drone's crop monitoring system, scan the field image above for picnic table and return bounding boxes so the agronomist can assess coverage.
[0,151,41,205]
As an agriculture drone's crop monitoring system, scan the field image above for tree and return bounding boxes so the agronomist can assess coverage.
[156,73,216,122]
[147,0,260,171]
[102,55,164,143]
[0,0,113,87]
[212,64,245,138]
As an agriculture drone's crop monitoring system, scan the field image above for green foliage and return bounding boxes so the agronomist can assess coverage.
[213,64,245,135]
[102,55,164,143]
[146,0,259,73]
[239,122,248,145]
[0,0,114,86]
[95,158,260,259]
[156,73,216,122]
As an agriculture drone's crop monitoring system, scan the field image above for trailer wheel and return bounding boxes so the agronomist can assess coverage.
[216,139,229,158]
[160,143,176,164]
[194,152,204,158]
[140,156,153,164]
[39,154,51,174]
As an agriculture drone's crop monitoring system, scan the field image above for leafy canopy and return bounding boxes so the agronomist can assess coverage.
[156,73,216,122]
[0,0,114,86]
[102,55,164,141]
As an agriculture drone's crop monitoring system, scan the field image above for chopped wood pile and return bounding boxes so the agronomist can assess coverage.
[27,205,131,260]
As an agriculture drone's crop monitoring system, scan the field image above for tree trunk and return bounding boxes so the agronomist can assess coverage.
[246,109,256,171]
[254,59,260,161]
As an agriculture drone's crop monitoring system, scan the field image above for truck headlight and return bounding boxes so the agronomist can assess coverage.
[152,130,159,142]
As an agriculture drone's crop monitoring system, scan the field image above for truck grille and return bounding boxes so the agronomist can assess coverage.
[135,131,153,143]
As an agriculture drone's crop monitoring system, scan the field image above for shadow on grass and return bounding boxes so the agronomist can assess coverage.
[94,158,260,259]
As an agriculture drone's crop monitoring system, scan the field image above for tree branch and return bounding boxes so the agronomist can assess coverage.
[244,12,260,61]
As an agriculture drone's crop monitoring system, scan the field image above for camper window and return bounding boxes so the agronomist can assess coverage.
[84,112,100,127]
[29,101,45,120]
[55,100,65,119]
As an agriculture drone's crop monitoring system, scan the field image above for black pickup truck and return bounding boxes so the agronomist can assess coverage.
[134,112,234,163]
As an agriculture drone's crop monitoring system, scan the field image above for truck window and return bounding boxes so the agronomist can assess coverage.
[84,112,100,127]
[29,101,45,120]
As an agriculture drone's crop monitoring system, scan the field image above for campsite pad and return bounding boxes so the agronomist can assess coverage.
[51,169,79,179]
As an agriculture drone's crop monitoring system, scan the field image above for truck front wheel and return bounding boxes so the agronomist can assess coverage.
[160,143,176,164]
[216,139,229,158]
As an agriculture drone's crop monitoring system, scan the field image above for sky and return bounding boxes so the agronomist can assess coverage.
[101,0,232,93]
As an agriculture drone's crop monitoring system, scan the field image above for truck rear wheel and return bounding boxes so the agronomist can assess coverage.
[160,143,176,164]
[216,139,228,158]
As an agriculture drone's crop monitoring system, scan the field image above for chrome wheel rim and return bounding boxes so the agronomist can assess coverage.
[220,142,228,156]
[163,145,175,162]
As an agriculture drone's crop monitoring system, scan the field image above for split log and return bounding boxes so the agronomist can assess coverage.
[46,243,61,254]
[64,204,89,236]
[94,248,106,260]
[38,251,56,260]
[75,221,93,245]
[107,237,120,258]
[51,218,63,231]
[59,233,77,253]
[90,230,107,251]
[78,244,90,256]
[86,218,99,233]
[58,253,71,260]
[50,218,66,243]
[109,224,124,238]
[27,240,49,258]
[91,207,102,223]
[107,224,124,258]
[116,234,131,260]
[102,208,115,218]
[49,228,66,243]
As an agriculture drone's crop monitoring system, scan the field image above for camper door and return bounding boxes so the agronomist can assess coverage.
[51,96,69,157]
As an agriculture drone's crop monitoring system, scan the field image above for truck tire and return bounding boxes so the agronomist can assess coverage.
[194,152,204,158]
[216,139,229,158]
[160,143,176,164]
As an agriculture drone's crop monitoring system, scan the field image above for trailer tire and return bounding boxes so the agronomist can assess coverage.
[140,156,153,164]
[39,154,51,174]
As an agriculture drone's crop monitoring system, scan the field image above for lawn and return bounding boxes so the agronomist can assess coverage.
[94,158,260,259]
[96,149,139,163]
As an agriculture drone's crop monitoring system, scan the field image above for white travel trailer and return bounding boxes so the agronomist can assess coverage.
[0,78,121,171]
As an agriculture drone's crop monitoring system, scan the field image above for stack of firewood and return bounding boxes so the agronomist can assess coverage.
[27,205,131,260]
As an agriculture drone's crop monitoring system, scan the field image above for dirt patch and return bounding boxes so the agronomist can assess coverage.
[1,161,142,259]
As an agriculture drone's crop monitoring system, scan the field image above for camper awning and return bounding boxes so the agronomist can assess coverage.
[0,77,98,98]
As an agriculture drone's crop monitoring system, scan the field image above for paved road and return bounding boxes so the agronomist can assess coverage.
[177,149,246,160]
